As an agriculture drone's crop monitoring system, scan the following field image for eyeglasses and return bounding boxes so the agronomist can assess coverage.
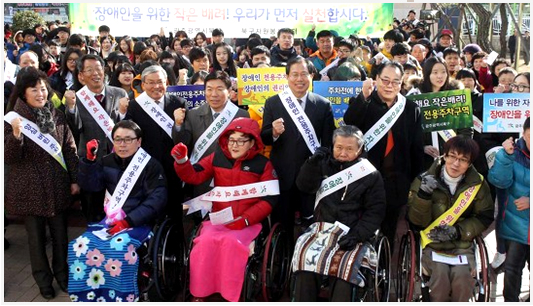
[82,67,104,75]
[378,76,402,87]
[113,137,138,144]
[288,72,311,80]
[143,80,165,86]
[445,154,470,165]
[67,58,78,63]
[510,83,530,92]
[228,139,251,147]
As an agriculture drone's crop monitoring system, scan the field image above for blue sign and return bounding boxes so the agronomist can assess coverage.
[312,81,363,127]
[482,93,530,132]
[167,85,206,110]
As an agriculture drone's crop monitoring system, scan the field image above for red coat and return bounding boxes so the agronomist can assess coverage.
[174,118,278,225]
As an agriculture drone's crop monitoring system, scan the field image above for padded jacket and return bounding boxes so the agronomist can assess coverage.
[408,157,494,250]
[296,151,386,243]
[79,152,167,227]
[174,117,278,225]
[488,139,530,245]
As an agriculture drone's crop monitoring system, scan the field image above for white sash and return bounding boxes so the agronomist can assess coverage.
[473,115,483,133]
[183,180,280,218]
[279,90,320,153]
[103,148,151,223]
[4,111,67,170]
[485,146,503,169]
[4,60,17,83]
[319,58,340,77]
[189,102,239,164]
[76,86,114,142]
[363,95,406,151]
[315,159,376,207]
[136,92,173,139]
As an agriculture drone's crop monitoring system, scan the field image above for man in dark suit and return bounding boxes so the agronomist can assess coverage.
[65,54,128,222]
[173,70,249,197]
[261,56,336,238]
[124,64,187,219]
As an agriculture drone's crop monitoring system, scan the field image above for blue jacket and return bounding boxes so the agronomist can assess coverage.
[488,138,530,245]
[79,152,167,227]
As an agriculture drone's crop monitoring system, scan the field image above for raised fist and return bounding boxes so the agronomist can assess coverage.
[86,139,100,161]
[171,143,188,164]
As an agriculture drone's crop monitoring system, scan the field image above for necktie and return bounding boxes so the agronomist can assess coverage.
[297,99,303,105]
[155,100,161,109]
[384,130,394,157]
[95,94,104,107]
[213,112,220,119]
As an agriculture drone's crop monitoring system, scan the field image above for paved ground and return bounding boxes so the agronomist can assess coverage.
[3,205,529,302]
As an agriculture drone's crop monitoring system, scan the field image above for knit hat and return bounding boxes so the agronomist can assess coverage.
[462,43,482,54]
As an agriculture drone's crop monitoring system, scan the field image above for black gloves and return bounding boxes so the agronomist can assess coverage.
[308,147,330,165]
[428,224,459,242]
[418,173,438,199]
[338,231,361,251]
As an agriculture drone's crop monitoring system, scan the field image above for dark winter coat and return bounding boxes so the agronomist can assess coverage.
[296,152,386,243]
[5,99,78,217]
[78,151,167,227]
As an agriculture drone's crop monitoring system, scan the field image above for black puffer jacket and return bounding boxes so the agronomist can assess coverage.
[296,151,386,242]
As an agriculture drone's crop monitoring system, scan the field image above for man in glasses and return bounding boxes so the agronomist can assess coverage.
[261,56,335,239]
[123,64,187,219]
[344,61,424,247]
[173,70,249,198]
[65,54,128,221]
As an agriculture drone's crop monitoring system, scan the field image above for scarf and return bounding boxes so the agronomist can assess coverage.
[31,105,56,134]
[440,167,464,195]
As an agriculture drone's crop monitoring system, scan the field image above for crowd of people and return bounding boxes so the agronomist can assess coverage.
[3,13,530,302]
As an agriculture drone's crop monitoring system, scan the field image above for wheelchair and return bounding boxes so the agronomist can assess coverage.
[137,216,186,302]
[395,228,490,302]
[289,229,391,302]
[181,217,292,302]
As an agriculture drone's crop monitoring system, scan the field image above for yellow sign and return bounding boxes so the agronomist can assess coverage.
[237,67,288,105]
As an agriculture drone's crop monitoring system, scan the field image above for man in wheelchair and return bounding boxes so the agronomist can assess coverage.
[291,125,386,302]
[67,120,167,302]
[407,136,493,302]
[171,117,279,302]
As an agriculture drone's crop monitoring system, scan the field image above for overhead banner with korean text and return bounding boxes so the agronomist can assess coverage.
[406,89,473,132]
[68,3,393,38]
[312,81,362,127]
[482,93,530,133]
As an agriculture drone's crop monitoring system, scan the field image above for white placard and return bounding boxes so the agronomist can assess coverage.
[209,206,234,225]
[432,251,468,265]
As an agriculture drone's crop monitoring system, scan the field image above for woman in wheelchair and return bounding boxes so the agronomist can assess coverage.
[291,125,386,302]
[171,117,279,302]
[67,120,168,302]
[407,136,493,302]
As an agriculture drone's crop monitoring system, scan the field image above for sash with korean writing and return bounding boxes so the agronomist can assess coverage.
[103,148,151,224]
[279,90,320,153]
[4,111,67,170]
[4,60,17,83]
[136,92,173,139]
[420,175,483,249]
[485,146,503,169]
[473,115,483,133]
[183,180,280,218]
[319,58,340,77]
[76,86,114,142]
[315,158,376,208]
[189,101,239,164]
[363,95,406,151]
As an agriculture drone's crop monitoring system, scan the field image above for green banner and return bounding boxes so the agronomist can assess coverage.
[406,89,473,132]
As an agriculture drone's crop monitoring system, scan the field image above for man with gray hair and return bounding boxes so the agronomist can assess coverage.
[292,125,386,301]
[124,64,188,220]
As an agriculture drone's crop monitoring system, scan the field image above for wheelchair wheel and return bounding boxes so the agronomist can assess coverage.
[368,235,391,302]
[396,230,416,302]
[152,217,185,301]
[182,221,203,301]
[261,222,291,302]
[471,236,490,302]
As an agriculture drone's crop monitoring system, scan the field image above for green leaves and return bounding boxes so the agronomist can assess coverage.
[12,10,45,33]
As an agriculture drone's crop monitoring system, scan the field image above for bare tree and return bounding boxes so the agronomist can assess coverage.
[469,3,493,52]
[499,4,508,58]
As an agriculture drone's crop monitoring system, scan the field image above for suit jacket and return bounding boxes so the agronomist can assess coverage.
[261,92,335,191]
[172,101,249,196]
[66,85,128,160]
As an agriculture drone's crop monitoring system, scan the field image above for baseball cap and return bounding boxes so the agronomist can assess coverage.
[440,29,453,39]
